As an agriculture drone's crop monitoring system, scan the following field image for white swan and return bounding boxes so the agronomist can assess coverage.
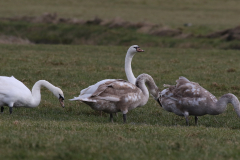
[0,76,65,114]
[159,76,240,125]
[125,45,144,84]
[70,74,160,122]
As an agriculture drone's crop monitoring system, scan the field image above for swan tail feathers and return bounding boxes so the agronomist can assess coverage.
[69,97,97,102]
[69,96,80,101]
[97,96,120,102]
[69,97,80,101]
[163,84,172,88]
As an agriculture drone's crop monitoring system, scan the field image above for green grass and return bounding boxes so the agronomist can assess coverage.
[1,44,240,159]
[1,1,240,159]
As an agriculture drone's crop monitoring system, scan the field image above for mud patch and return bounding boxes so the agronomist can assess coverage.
[205,26,240,41]
[0,35,33,44]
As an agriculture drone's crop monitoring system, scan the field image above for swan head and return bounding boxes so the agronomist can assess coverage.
[53,87,65,108]
[156,92,162,107]
[150,89,162,107]
[127,45,144,55]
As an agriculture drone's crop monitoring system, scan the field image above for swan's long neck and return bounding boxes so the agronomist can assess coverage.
[211,93,240,117]
[30,80,57,107]
[125,51,136,84]
[136,74,159,99]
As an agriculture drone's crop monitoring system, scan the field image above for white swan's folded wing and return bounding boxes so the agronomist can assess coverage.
[80,79,115,95]
[0,76,31,98]
[69,96,97,102]
[95,96,120,102]
[70,79,139,103]
[69,79,118,102]
[91,79,139,102]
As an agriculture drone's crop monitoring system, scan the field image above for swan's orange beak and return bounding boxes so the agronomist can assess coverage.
[59,98,65,108]
[137,48,144,52]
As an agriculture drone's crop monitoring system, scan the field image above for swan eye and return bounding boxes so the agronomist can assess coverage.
[59,94,64,100]
[134,47,139,49]
[158,92,162,98]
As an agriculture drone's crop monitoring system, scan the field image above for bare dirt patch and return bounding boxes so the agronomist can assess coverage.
[205,26,240,41]
[0,35,33,44]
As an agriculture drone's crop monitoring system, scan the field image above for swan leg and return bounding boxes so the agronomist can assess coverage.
[100,111,102,117]
[183,112,189,126]
[115,113,118,117]
[195,116,198,125]
[185,117,189,126]
[9,107,13,114]
[1,106,4,113]
[123,114,127,123]
[8,102,14,114]
[110,113,113,122]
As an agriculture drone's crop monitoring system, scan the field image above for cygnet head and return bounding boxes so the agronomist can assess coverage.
[156,92,162,107]
[53,87,65,108]
[127,45,144,55]
[150,88,162,106]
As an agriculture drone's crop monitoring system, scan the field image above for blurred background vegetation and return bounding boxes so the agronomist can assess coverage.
[0,0,239,49]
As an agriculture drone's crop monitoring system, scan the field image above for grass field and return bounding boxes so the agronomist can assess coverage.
[1,0,240,31]
[1,44,240,159]
[0,0,240,159]
[1,0,240,49]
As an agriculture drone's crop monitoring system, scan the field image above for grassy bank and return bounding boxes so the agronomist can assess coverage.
[1,0,240,30]
[0,44,240,159]
[0,21,239,49]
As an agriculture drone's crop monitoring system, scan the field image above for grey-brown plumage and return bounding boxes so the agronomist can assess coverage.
[70,74,160,123]
[159,76,240,125]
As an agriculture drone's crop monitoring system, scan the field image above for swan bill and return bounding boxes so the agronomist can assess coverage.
[59,98,65,108]
[137,48,144,52]
[136,47,144,52]
[133,46,144,52]
[59,94,65,108]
